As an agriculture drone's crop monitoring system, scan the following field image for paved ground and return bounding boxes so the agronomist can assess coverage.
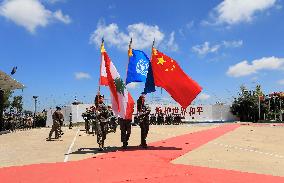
[0,123,284,182]
[0,124,218,167]
[173,123,284,177]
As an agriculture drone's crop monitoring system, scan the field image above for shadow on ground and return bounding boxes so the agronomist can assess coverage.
[68,145,182,155]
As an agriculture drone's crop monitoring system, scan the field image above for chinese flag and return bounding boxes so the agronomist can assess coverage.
[151,48,202,108]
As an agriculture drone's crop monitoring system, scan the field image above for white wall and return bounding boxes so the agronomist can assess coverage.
[144,104,238,122]
[46,104,94,127]
[46,103,238,127]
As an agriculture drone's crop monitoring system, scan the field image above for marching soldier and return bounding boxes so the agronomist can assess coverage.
[107,106,118,133]
[69,113,73,129]
[83,108,91,134]
[137,94,150,148]
[120,118,132,149]
[58,108,64,137]
[95,94,109,151]
[47,106,64,141]
[150,113,156,125]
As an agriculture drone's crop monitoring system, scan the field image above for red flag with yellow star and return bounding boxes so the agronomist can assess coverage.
[151,48,202,108]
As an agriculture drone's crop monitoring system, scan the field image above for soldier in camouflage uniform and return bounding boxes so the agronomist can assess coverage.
[69,113,73,129]
[95,94,110,151]
[47,107,64,141]
[120,117,132,149]
[82,108,91,134]
[137,95,150,148]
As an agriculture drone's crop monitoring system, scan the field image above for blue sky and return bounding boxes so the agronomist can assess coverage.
[0,0,283,111]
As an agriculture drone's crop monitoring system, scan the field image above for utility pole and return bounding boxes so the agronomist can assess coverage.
[268,97,271,111]
[280,98,282,121]
[0,90,4,131]
[220,103,223,122]
[258,96,261,121]
[274,96,276,121]
[33,96,38,127]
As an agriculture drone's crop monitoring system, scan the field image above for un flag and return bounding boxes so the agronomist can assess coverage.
[126,49,150,85]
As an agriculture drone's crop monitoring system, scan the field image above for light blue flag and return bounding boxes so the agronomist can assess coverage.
[126,49,150,85]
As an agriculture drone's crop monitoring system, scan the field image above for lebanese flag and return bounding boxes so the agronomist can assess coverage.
[100,45,134,120]
[100,51,108,86]
[151,48,202,108]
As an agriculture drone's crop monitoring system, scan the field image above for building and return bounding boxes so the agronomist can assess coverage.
[46,102,238,127]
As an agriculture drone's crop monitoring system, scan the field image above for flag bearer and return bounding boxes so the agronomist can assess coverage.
[95,94,109,151]
[137,94,150,148]
[120,117,132,149]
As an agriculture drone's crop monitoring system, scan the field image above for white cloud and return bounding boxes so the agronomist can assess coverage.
[75,72,91,80]
[44,0,66,3]
[163,32,179,52]
[53,10,71,24]
[227,57,284,77]
[179,21,194,37]
[251,76,258,81]
[192,40,243,56]
[214,0,277,25]
[0,0,71,33]
[278,79,284,85]
[192,42,221,56]
[197,93,210,101]
[108,4,116,10]
[126,82,139,89]
[223,40,243,48]
[275,4,282,10]
[90,21,178,51]
[185,21,194,29]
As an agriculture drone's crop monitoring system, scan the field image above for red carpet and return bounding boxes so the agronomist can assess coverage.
[1,124,284,183]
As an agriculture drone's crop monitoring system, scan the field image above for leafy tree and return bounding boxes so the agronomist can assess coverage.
[11,96,23,113]
[231,85,268,122]
[3,90,13,111]
[23,110,33,116]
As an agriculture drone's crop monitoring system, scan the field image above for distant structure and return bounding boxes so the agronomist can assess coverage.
[46,97,237,126]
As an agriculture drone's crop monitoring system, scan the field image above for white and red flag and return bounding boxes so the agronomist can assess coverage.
[99,47,108,86]
[100,43,134,120]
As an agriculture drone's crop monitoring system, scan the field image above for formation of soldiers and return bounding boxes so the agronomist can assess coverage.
[3,113,34,132]
[157,113,183,125]
[135,113,183,126]
[47,93,183,150]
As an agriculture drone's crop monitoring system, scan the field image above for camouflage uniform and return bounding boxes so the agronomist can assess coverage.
[96,103,109,150]
[137,95,150,148]
[83,109,91,134]
[47,109,63,140]
[58,112,64,137]
[69,113,73,129]
[120,118,131,148]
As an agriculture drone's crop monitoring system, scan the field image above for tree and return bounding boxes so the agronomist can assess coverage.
[11,96,23,113]
[231,85,268,122]
[23,110,33,116]
[3,90,13,111]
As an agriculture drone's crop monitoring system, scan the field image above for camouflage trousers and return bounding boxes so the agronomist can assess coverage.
[49,121,60,139]
[139,120,149,146]
[120,119,131,143]
[96,122,107,148]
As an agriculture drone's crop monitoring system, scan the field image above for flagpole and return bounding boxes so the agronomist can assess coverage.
[151,38,163,96]
[150,38,157,97]
[98,37,104,95]
[126,38,132,83]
